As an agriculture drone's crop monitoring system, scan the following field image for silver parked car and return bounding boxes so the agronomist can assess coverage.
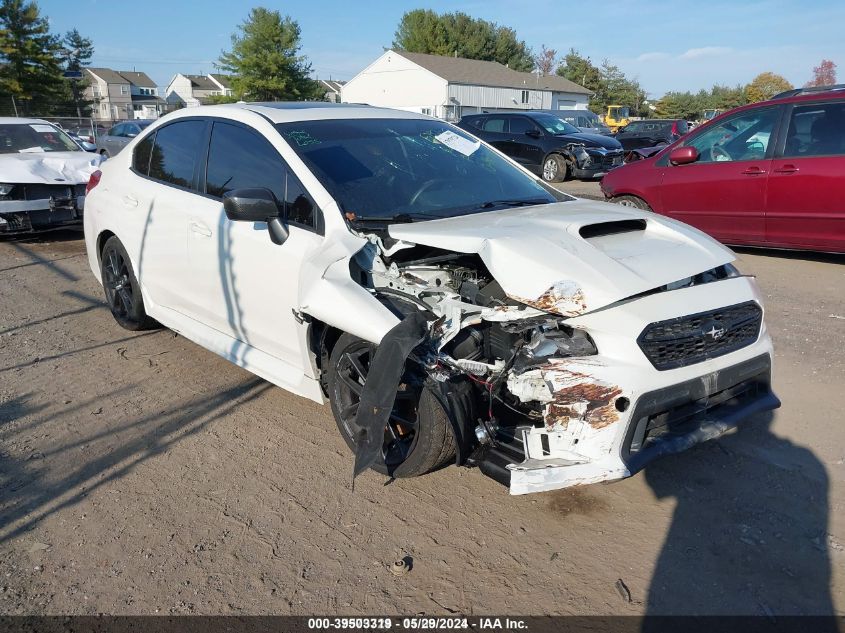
[96,120,154,157]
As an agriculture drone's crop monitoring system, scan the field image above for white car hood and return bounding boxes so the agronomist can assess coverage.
[0,151,103,185]
[388,199,735,317]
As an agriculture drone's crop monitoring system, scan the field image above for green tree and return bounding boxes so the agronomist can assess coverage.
[61,28,93,72]
[556,49,602,94]
[0,0,66,115]
[745,72,792,103]
[60,28,94,117]
[393,9,534,72]
[218,7,321,101]
[655,91,703,120]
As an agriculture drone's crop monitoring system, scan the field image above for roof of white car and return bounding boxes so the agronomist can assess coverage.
[167,102,429,124]
[0,117,52,125]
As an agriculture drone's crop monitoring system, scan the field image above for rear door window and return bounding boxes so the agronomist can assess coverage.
[148,120,206,189]
[482,117,508,133]
[783,102,845,157]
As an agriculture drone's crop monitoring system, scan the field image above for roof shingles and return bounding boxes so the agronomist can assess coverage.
[394,50,592,95]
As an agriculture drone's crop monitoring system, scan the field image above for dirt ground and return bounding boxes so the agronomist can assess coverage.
[1,185,844,615]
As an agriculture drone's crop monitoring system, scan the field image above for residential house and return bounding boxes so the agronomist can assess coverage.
[341,50,592,121]
[165,73,235,108]
[83,68,166,122]
[318,79,345,103]
[119,71,167,120]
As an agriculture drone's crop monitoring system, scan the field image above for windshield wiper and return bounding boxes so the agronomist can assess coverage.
[347,212,448,224]
[475,198,550,210]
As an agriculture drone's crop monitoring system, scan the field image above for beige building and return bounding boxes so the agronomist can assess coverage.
[83,68,166,122]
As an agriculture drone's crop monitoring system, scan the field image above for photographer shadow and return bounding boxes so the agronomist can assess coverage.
[644,411,836,618]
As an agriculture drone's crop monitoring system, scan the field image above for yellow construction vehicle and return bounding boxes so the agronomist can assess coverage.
[600,105,631,133]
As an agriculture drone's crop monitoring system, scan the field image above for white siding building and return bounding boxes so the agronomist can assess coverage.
[165,73,234,108]
[341,50,592,121]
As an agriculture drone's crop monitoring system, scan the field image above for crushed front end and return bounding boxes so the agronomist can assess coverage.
[350,223,778,494]
[480,276,778,494]
[0,182,87,234]
[566,144,625,179]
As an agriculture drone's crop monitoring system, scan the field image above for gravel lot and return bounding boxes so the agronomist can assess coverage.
[1,186,844,615]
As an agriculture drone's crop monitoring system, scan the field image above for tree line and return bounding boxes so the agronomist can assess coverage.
[0,0,93,117]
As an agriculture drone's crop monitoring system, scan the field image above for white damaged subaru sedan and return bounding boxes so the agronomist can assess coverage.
[83,103,779,495]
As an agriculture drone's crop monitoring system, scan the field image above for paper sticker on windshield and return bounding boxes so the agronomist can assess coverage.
[434,130,480,156]
[30,124,56,133]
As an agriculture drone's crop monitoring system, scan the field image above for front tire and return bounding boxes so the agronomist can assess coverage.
[100,236,158,331]
[612,195,653,211]
[541,154,568,183]
[327,333,455,478]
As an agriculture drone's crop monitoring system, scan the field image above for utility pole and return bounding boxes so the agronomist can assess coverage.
[11,95,18,117]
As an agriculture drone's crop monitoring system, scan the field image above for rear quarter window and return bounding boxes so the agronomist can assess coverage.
[132,133,154,175]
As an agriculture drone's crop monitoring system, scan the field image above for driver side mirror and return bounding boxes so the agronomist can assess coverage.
[669,146,699,165]
[525,129,542,138]
[223,187,289,245]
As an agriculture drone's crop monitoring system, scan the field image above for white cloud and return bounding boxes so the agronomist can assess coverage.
[680,46,733,60]
[636,52,671,63]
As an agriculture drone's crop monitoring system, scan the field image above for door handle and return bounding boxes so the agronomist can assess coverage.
[773,164,799,174]
[122,195,138,207]
[741,166,766,175]
[190,221,212,237]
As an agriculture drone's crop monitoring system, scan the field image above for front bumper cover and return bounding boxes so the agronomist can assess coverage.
[0,195,85,234]
[478,353,778,495]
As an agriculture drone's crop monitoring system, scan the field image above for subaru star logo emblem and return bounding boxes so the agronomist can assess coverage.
[703,323,726,340]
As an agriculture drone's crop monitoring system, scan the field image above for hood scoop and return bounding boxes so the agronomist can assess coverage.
[579,219,646,240]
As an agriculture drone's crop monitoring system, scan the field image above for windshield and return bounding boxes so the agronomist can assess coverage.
[0,123,81,154]
[530,114,580,135]
[276,118,562,222]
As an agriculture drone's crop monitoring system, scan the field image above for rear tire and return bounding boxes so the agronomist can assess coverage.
[612,195,652,211]
[541,154,568,183]
[327,332,455,478]
[100,236,158,331]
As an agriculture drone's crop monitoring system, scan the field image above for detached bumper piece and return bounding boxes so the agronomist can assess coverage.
[0,183,86,234]
[475,354,778,494]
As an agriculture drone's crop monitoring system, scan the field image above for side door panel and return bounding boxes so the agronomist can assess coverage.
[766,101,845,251]
[657,106,782,245]
[131,119,208,312]
[507,116,544,170]
[185,119,323,370]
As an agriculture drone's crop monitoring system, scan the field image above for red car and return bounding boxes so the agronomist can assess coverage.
[601,85,845,253]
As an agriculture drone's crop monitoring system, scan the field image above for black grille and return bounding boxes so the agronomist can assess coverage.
[637,301,762,370]
[600,152,624,169]
[21,183,83,201]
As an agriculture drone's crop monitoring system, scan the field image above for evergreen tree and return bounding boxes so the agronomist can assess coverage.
[393,9,534,72]
[219,7,322,101]
[0,0,66,115]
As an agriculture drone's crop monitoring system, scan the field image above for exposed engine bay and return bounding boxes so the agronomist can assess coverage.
[337,224,775,495]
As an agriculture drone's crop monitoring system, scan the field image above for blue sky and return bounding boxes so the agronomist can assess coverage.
[42,0,845,98]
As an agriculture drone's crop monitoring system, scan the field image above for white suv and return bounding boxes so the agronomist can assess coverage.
[83,103,779,495]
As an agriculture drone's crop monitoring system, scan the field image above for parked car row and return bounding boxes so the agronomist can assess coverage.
[79,102,779,495]
[602,84,845,252]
